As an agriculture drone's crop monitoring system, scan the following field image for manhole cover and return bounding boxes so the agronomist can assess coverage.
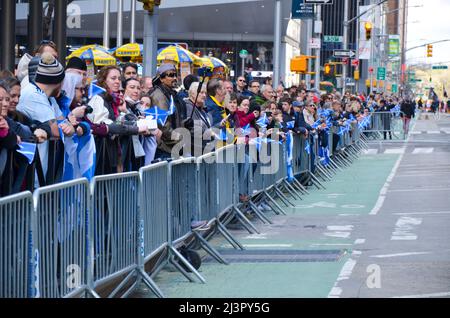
[204,249,345,263]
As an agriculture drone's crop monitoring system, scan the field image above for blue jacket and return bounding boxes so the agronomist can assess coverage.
[205,96,226,128]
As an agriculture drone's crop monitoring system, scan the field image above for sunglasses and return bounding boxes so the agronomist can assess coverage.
[163,73,177,78]
[238,79,246,82]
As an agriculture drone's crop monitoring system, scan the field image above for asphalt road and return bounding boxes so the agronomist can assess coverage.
[133,112,450,299]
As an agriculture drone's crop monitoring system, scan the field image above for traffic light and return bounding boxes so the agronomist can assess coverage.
[427,44,433,57]
[290,55,307,73]
[138,0,161,14]
[324,63,335,77]
[365,22,372,40]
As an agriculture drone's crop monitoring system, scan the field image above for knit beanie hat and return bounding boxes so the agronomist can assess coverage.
[66,56,87,72]
[35,53,65,85]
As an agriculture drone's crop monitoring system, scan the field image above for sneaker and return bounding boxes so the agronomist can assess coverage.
[258,202,272,211]
[191,220,209,230]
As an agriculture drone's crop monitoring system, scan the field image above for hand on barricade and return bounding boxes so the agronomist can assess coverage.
[59,122,75,137]
[34,128,48,143]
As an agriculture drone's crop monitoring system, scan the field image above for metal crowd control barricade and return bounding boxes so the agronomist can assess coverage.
[362,111,405,140]
[241,143,275,227]
[167,157,206,283]
[32,179,96,298]
[90,172,143,298]
[212,145,247,249]
[218,144,262,234]
[288,134,311,196]
[248,140,290,218]
[136,162,171,298]
[0,192,34,298]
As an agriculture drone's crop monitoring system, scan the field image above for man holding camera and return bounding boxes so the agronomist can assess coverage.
[149,63,181,159]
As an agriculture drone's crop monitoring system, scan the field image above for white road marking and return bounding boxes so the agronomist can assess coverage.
[324,232,352,238]
[412,148,434,154]
[243,234,268,240]
[393,211,450,216]
[310,243,353,246]
[388,188,450,193]
[391,217,422,241]
[427,131,441,134]
[371,252,431,258]
[394,291,450,298]
[370,196,386,216]
[328,258,357,298]
[363,149,378,155]
[327,225,354,231]
[384,148,405,154]
[324,225,354,239]
[354,239,366,245]
[221,244,293,248]
[409,131,421,135]
[395,172,450,177]
[352,250,362,256]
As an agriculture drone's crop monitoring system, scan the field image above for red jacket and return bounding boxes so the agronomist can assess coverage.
[235,110,255,128]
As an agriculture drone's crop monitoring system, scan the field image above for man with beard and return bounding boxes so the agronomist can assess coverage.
[149,63,181,159]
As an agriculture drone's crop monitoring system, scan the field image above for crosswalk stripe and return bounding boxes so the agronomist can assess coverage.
[412,148,434,154]
[427,131,441,134]
[410,131,421,135]
[384,148,405,154]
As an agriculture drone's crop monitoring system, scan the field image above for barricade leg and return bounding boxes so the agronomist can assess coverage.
[263,190,287,215]
[282,180,303,200]
[248,200,274,224]
[232,206,260,234]
[273,185,295,207]
[328,158,342,172]
[169,245,206,284]
[193,232,229,265]
[316,163,333,180]
[292,176,311,194]
[216,221,245,250]
[308,171,326,190]
[250,194,279,217]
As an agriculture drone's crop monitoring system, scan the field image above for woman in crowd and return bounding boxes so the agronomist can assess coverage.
[184,82,211,156]
[123,77,159,167]
[87,66,149,174]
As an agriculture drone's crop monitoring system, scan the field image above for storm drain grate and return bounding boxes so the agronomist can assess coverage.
[204,249,346,263]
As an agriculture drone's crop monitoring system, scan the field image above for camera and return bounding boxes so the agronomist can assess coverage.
[197,67,213,78]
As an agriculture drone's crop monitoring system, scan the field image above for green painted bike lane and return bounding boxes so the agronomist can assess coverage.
[141,154,399,298]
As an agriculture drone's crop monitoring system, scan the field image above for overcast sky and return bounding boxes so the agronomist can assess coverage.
[406,0,450,65]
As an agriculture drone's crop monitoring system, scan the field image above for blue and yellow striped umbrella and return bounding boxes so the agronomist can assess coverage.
[157,45,198,64]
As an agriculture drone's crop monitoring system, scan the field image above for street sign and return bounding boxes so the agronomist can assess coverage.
[377,67,386,80]
[324,35,343,43]
[345,78,355,86]
[304,0,334,4]
[308,38,321,49]
[392,84,398,93]
[388,35,400,56]
[333,49,355,58]
[351,59,359,67]
[239,49,249,59]
[432,65,448,70]
[292,0,315,19]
